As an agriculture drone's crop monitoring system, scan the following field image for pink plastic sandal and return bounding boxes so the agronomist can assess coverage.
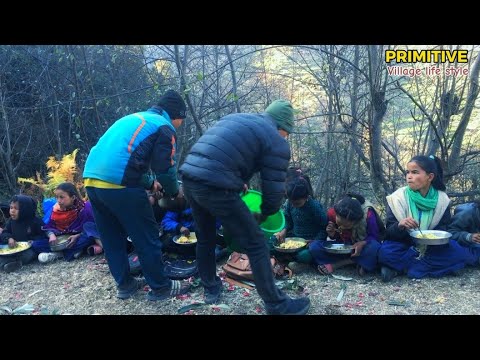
[87,244,103,256]
[317,263,334,275]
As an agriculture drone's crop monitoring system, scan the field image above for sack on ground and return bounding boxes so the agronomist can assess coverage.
[222,252,290,281]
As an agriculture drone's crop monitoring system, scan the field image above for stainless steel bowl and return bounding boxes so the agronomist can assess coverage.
[323,243,354,254]
[173,233,197,247]
[0,242,32,256]
[410,230,451,245]
[50,235,70,251]
[273,237,307,253]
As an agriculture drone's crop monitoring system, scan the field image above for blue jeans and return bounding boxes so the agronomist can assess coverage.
[86,187,170,291]
[182,178,290,312]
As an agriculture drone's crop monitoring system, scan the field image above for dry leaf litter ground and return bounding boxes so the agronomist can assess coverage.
[1,254,479,315]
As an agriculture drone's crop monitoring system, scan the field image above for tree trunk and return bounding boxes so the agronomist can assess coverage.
[174,45,203,136]
[225,45,241,113]
[448,54,480,176]
[368,45,388,202]
[0,80,17,192]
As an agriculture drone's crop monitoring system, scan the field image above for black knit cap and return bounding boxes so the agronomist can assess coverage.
[157,90,187,119]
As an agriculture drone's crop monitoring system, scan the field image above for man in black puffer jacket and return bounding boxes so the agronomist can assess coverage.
[180,100,311,315]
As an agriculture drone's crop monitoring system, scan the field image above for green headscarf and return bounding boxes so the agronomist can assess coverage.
[405,186,438,230]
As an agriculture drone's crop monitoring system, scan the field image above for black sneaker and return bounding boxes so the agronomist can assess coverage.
[3,261,22,273]
[204,285,222,304]
[267,297,311,315]
[147,280,191,301]
[381,266,399,283]
[116,278,145,300]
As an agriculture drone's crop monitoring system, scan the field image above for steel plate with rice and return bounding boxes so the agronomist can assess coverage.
[0,241,32,256]
[274,237,307,253]
[410,230,451,245]
[324,243,354,254]
[173,232,197,246]
[50,234,71,251]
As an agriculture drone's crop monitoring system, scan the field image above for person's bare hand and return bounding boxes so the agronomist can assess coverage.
[351,241,366,257]
[147,193,156,205]
[151,181,165,199]
[326,221,337,238]
[8,238,16,248]
[67,234,81,248]
[180,227,190,236]
[472,233,480,243]
[48,234,57,245]
[151,180,160,192]
[398,217,419,230]
[274,230,286,243]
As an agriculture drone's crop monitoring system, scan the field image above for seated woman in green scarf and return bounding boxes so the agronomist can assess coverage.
[378,155,474,282]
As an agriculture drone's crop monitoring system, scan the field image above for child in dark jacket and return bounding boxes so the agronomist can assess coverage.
[162,208,196,237]
[0,195,45,272]
[161,206,225,260]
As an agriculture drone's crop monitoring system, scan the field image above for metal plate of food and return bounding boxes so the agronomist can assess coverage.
[323,243,354,254]
[273,237,307,253]
[0,241,32,256]
[173,232,197,246]
[50,234,71,251]
[410,230,451,245]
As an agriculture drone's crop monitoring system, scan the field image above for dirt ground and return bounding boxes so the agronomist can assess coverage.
[1,254,479,315]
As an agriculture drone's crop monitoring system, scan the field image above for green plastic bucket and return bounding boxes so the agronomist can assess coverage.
[224,190,285,252]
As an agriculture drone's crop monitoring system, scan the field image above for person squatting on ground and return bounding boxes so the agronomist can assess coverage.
[180,99,311,315]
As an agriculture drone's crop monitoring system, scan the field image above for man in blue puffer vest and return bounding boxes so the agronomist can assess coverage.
[83,89,191,301]
[180,100,311,315]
